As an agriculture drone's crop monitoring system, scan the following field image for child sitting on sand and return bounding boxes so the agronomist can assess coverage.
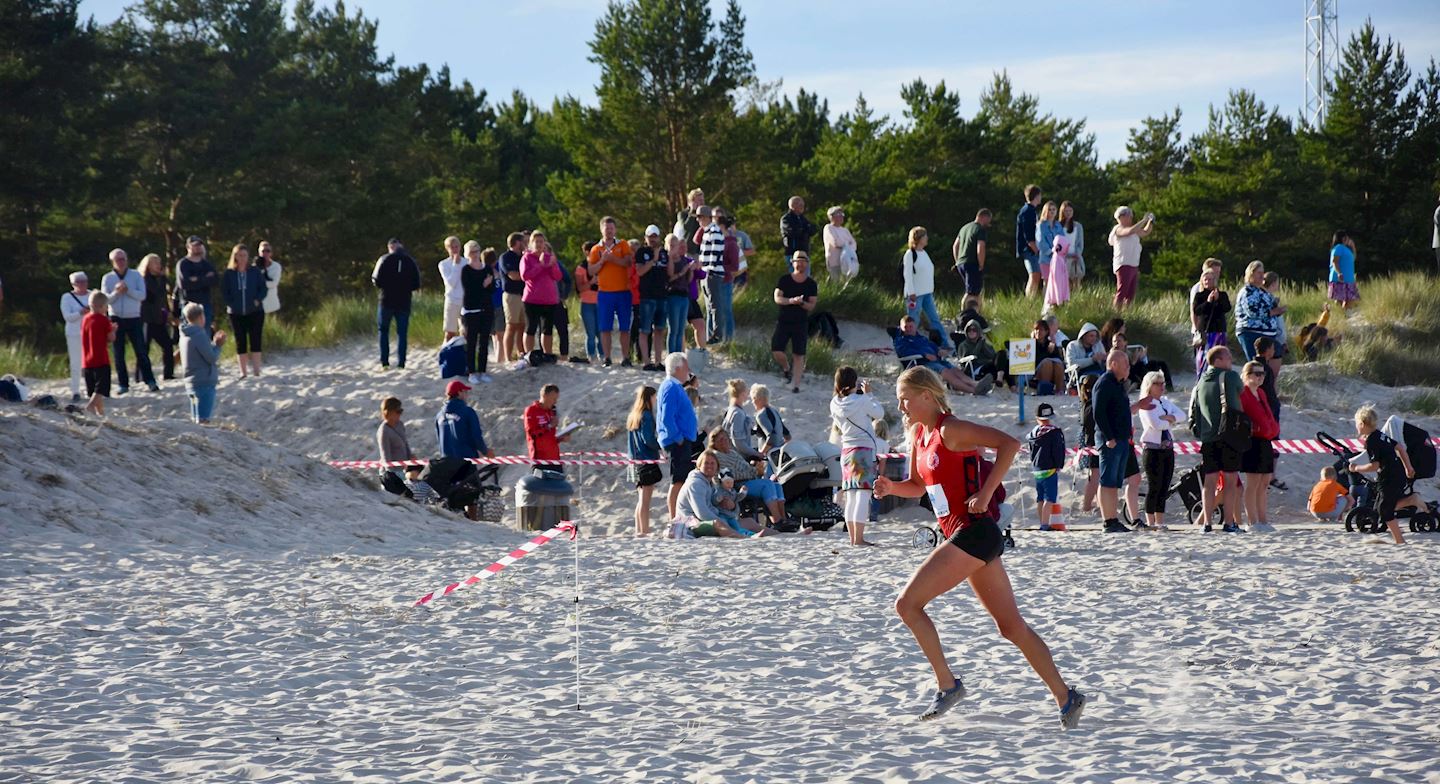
[1307,465,1351,521]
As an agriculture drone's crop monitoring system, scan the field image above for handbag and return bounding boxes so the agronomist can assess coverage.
[1219,371,1252,452]
[635,462,663,486]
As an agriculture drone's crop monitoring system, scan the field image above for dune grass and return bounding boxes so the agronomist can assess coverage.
[0,341,70,380]
[716,336,889,381]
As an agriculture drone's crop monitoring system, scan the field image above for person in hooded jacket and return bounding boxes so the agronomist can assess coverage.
[830,366,887,546]
[1065,322,1106,382]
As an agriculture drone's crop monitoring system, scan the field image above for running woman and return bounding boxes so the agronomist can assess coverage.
[874,366,1086,727]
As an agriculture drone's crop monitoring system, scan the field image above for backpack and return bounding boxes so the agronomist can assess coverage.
[1386,416,1436,481]
[807,311,843,348]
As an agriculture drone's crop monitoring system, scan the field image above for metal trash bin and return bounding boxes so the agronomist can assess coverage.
[514,469,573,531]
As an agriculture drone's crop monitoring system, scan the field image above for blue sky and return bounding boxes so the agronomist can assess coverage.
[81,0,1440,161]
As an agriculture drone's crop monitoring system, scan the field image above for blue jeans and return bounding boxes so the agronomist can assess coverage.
[1237,329,1266,362]
[741,477,783,505]
[580,302,600,358]
[113,317,155,390]
[665,295,689,352]
[637,299,663,335]
[1099,442,1129,489]
[906,293,951,348]
[377,306,411,366]
[189,384,216,422]
[704,278,734,341]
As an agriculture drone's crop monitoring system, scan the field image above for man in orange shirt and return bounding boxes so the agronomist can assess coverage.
[587,216,634,367]
[1307,465,1352,521]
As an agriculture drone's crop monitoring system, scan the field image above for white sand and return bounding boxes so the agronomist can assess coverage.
[4,331,1439,782]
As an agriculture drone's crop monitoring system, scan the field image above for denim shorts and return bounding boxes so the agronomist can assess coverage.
[1098,442,1129,489]
[1034,473,1059,503]
[1021,250,1041,275]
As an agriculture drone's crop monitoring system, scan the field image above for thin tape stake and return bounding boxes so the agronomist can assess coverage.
[413,522,577,607]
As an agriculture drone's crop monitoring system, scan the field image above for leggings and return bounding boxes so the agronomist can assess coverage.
[462,310,493,374]
[1143,447,1174,514]
[230,311,264,354]
[547,304,570,356]
[145,319,174,379]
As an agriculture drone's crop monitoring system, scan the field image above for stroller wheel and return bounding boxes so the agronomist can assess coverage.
[912,526,939,551]
[1414,512,1437,533]
[1346,507,1379,534]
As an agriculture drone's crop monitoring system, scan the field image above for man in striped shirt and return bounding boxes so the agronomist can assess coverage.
[698,206,730,344]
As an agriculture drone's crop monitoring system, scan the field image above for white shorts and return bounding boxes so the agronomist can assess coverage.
[443,299,463,333]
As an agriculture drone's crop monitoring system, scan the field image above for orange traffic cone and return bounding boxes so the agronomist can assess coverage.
[1049,502,1067,531]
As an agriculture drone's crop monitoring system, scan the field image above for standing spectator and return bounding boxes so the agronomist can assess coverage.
[676,188,704,256]
[587,216,635,367]
[179,302,225,423]
[60,272,90,402]
[1059,201,1085,290]
[223,244,268,378]
[499,232,528,363]
[1016,185,1043,298]
[1432,196,1440,275]
[435,380,494,460]
[822,206,858,282]
[1188,346,1245,532]
[662,235,695,353]
[657,352,698,519]
[524,384,569,473]
[101,248,157,394]
[1026,403,1066,530]
[771,251,818,394]
[139,253,176,382]
[951,209,991,307]
[438,235,465,341]
[636,226,671,370]
[697,206,727,344]
[1137,370,1185,531]
[80,290,114,416]
[1234,260,1283,362]
[1262,271,1289,369]
[1093,349,1135,533]
[1191,266,1231,376]
[460,242,497,384]
[830,366,886,546]
[257,241,283,318]
[1327,230,1359,310]
[732,217,756,290]
[780,195,816,270]
[1239,361,1279,533]
[1036,201,1062,283]
[713,213,740,343]
[1253,337,1282,423]
[175,235,218,331]
[1077,375,1101,515]
[626,385,662,536]
[520,231,562,355]
[751,383,789,455]
[1107,206,1154,309]
[377,396,419,496]
[575,241,600,363]
[371,238,421,370]
[1044,232,1072,311]
[902,227,951,350]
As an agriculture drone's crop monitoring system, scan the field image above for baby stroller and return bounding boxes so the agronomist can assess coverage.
[413,458,505,521]
[745,439,844,532]
[1314,431,1386,533]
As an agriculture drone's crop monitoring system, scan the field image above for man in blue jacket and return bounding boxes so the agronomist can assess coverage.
[1093,349,1136,532]
[891,317,992,395]
[371,238,421,369]
[656,351,698,519]
[435,380,494,461]
[1016,185,1042,298]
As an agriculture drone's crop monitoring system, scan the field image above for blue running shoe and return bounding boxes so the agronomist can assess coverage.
[919,680,968,721]
[1059,687,1087,729]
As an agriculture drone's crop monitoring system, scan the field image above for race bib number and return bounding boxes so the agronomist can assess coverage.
[925,484,951,518]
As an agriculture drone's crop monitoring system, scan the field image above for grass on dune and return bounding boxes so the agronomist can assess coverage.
[0,341,70,380]
[716,336,890,381]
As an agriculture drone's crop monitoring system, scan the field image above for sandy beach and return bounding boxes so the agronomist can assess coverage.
[4,329,1439,783]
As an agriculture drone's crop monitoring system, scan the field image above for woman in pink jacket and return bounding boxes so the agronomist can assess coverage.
[521,231,563,354]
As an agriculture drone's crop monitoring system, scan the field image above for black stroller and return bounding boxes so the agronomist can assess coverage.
[1315,431,1385,533]
[413,458,504,521]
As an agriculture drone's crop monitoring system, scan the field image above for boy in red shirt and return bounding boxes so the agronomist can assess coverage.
[81,290,115,416]
[524,383,571,472]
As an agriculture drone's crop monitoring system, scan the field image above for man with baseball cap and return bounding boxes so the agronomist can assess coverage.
[635,224,670,370]
[435,380,494,461]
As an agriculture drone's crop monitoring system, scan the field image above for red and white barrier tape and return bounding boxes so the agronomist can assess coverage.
[329,455,662,469]
[884,437,1439,461]
[414,521,577,607]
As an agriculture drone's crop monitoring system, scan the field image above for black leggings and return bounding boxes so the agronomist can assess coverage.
[547,304,569,356]
[1143,447,1174,514]
[463,310,493,374]
[230,311,264,354]
[145,320,174,379]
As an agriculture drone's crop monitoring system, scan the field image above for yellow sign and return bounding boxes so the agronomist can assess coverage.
[1008,338,1036,376]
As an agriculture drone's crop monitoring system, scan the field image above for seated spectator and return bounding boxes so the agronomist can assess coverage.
[1065,322,1106,382]
[952,317,998,382]
[1307,465,1352,521]
[713,468,740,531]
[1025,319,1067,394]
[377,395,420,496]
[1101,317,1172,391]
[435,380,494,461]
[751,384,790,456]
[1043,313,1070,345]
[893,316,992,395]
[708,425,787,523]
[675,450,774,537]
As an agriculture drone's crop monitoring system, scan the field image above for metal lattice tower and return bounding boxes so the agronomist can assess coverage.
[1305,0,1339,125]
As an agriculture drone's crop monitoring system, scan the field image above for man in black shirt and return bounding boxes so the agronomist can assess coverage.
[460,242,497,381]
[635,225,670,370]
[499,232,527,363]
[780,195,815,272]
[771,251,818,394]
[175,235,219,331]
[370,238,420,369]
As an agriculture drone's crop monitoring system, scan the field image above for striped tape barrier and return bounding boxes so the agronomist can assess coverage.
[414,521,577,607]
[330,455,662,469]
[882,437,1438,461]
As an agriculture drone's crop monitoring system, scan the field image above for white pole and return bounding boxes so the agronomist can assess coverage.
[573,520,581,712]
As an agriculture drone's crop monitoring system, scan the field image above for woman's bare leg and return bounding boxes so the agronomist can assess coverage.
[1244,473,1262,525]
[968,558,1070,707]
[895,544,985,690]
[636,484,653,536]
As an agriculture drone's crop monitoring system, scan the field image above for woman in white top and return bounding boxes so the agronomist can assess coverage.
[1136,370,1185,530]
[257,241,283,316]
[59,271,91,401]
[1059,201,1084,288]
[902,226,951,349]
[438,235,465,341]
[830,366,886,546]
[822,206,858,283]
[1107,206,1154,309]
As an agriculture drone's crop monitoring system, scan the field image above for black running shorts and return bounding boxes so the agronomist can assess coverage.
[946,519,1005,563]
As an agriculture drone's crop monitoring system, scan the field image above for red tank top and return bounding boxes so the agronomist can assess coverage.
[913,415,984,538]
